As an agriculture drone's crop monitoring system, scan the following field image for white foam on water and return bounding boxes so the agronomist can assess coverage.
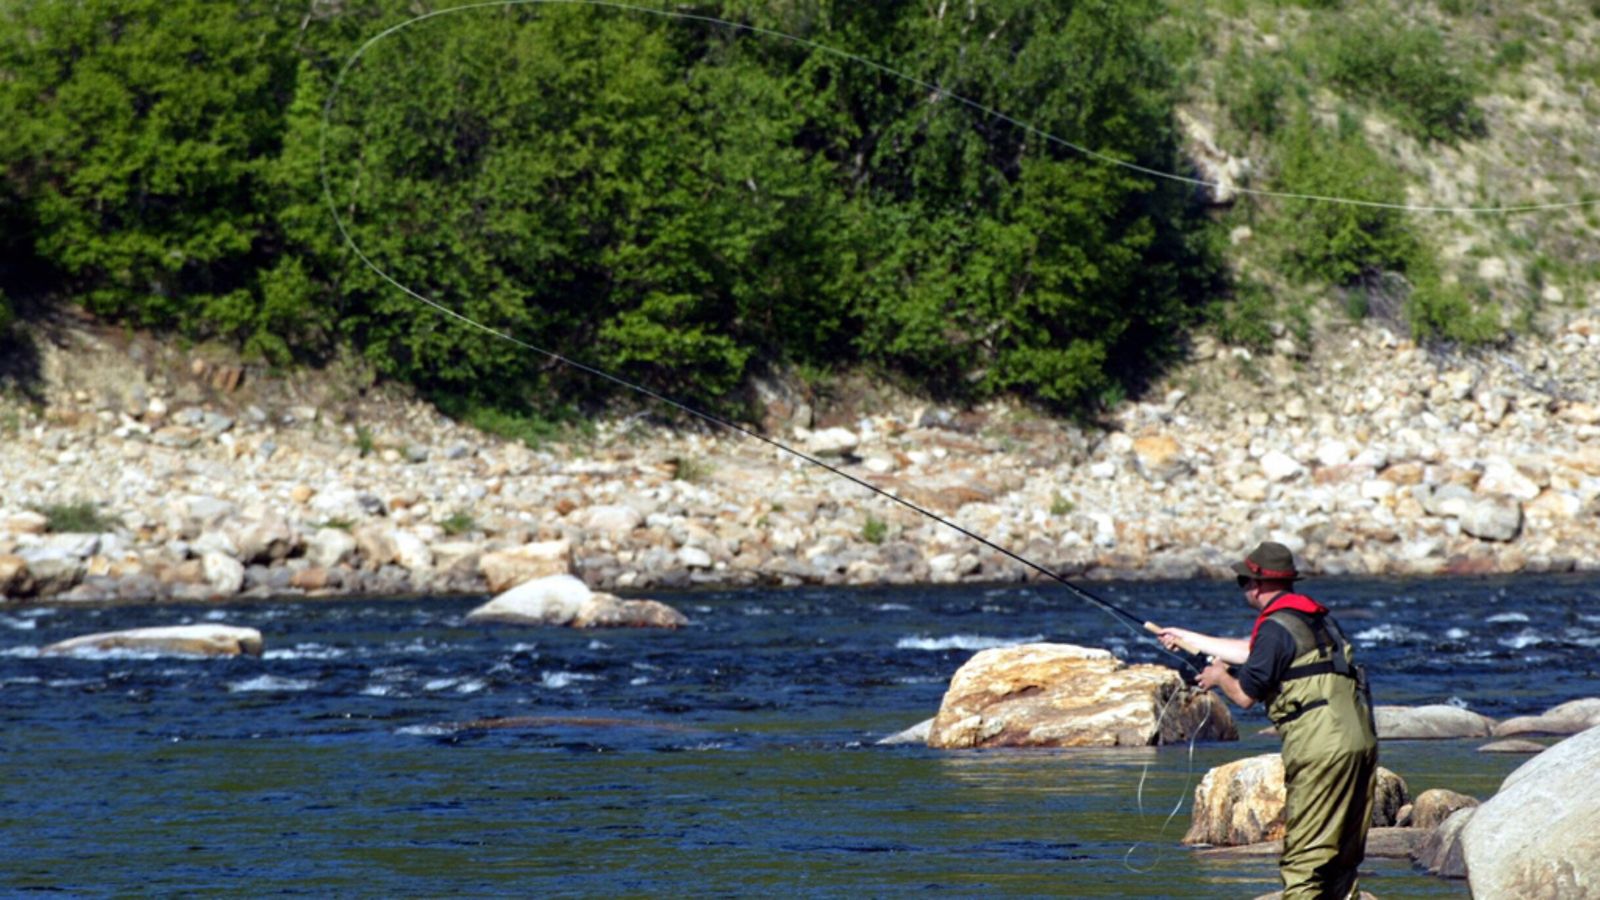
[453,679,486,694]
[508,642,539,653]
[0,646,40,658]
[874,603,912,612]
[360,684,398,697]
[395,724,453,737]
[895,634,1044,651]
[46,678,98,688]
[629,676,651,686]
[1499,629,1546,650]
[0,615,38,631]
[263,643,347,661]
[540,670,599,689]
[587,639,611,650]
[424,678,460,692]
[894,675,945,684]
[1487,612,1531,624]
[1,676,42,685]
[227,675,316,693]
[741,605,773,616]
[631,661,660,671]
[1353,624,1427,644]
[203,610,229,621]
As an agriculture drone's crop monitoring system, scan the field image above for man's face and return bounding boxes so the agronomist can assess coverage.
[1238,576,1263,607]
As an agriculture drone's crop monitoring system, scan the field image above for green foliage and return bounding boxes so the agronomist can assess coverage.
[1,0,1220,417]
[1404,256,1503,343]
[0,0,299,331]
[354,425,375,458]
[1219,47,1291,137]
[1212,278,1278,350]
[32,500,121,534]
[861,516,887,545]
[439,398,565,449]
[1274,118,1416,285]
[1049,494,1075,516]
[440,510,477,536]
[1321,17,1485,142]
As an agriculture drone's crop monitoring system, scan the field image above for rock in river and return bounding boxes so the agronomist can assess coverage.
[466,574,686,629]
[1460,724,1600,899]
[926,642,1236,749]
[42,624,264,657]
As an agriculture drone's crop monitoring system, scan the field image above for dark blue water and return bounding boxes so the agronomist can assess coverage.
[3,575,1597,897]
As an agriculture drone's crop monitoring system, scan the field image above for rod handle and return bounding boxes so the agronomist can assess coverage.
[1143,621,1202,657]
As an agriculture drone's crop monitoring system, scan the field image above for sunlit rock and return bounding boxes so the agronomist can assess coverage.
[926,642,1235,749]
[1461,725,1600,899]
[43,624,264,657]
[478,539,572,593]
[1182,753,1407,846]
[1375,704,1496,739]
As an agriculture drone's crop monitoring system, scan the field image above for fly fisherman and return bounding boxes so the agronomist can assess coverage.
[1157,542,1378,900]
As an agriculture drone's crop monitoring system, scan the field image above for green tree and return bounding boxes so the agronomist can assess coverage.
[0,0,298,338]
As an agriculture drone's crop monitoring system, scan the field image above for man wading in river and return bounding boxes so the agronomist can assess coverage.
[1158,542,1378,900]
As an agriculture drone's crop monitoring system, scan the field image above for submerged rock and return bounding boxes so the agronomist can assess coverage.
[925,642,1236,749]
[1461,724,1600,899]
[42,624,264,657]
[1182,753,1408,846]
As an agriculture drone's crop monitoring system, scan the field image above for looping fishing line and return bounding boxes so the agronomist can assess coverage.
[324,0,1600,216]
[318,0,1226,672]
[1121,685,1215,875]
[318,0,1475,856]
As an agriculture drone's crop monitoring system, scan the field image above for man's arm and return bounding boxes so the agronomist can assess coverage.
[1157,628,1251,665]
[1197,659,1258,709]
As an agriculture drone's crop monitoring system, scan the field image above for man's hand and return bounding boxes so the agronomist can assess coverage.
[1157,627,1198,653]
[1195,658,1231,691]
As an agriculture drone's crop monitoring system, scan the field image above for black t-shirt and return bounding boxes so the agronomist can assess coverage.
[1233,619,1298,703]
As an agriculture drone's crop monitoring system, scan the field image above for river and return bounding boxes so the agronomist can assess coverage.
[4,574,1597,896]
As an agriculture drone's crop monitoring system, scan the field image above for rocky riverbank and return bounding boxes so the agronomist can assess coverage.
[2,314,1599,605]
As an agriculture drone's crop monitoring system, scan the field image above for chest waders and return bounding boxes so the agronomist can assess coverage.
[1260,608,1379,900]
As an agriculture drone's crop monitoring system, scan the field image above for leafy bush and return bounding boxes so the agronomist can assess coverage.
[440,511,477,536]
[1273,118,1416,285]
[1321,18,1485,142]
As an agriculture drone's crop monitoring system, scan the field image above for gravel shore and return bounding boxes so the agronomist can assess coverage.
[3,316,1599,604]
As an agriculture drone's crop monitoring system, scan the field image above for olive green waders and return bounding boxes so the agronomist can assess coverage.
[1265,612,1379,900]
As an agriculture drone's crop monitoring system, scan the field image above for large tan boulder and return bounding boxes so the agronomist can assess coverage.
[42,624,264,657]
[1461,724,1600,899]
[478,539,572,593]
[466,575,686,629]
[1494,697,1600,737]
[925,643,1236,749]
[1375,704,1495,739]
[1182,753,1408,846]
